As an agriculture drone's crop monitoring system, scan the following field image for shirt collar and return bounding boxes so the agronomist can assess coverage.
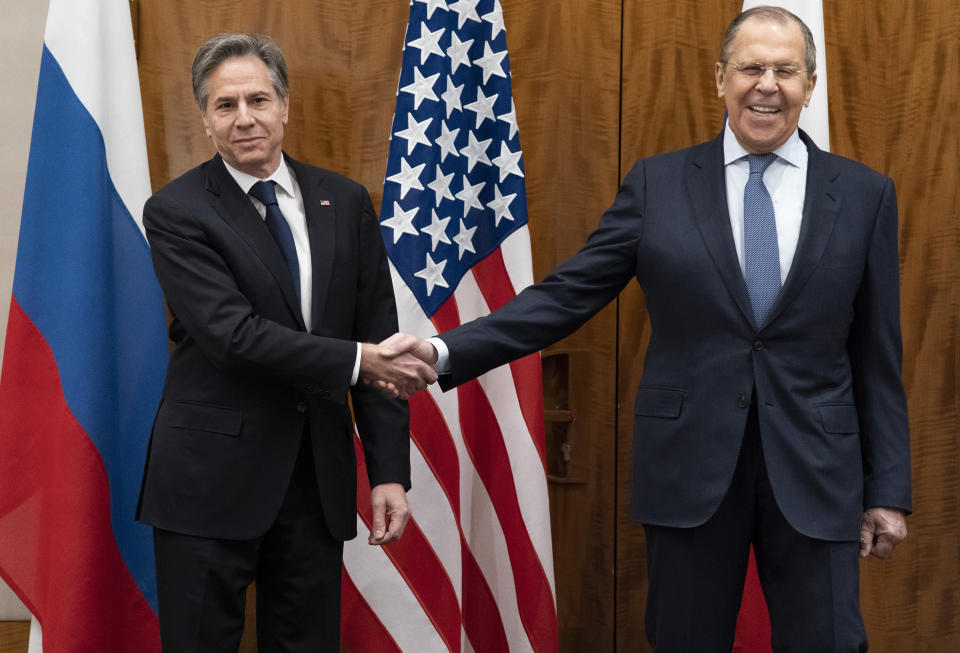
[222,154,296,199]
[723,121,805,168]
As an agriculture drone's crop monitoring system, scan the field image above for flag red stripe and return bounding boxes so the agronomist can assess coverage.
[471,250,548,469]
[0,298,160,652]
[340,569,402,653]
[409,390,462,518]
[460,538,510,653]
[353,435,462,652]
[408,390,511,652]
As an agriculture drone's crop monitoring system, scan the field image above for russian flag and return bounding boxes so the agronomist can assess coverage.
[0,0,167,650]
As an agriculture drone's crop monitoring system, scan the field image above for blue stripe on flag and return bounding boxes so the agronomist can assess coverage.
[13,45,168,613]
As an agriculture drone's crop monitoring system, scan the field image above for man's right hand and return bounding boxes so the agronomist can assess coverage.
[359,335,437,399]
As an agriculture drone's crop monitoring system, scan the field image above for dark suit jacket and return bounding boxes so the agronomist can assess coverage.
[137,153,409,542]
[438,131,910,541]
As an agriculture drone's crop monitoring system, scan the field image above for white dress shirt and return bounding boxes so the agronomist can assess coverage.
[224,156,362,383]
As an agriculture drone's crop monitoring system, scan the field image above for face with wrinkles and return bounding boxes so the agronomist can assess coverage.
[715,17,816,154]
[201,55,288,178]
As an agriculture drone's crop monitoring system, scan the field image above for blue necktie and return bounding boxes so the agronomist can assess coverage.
[743,153,780,326]
[249,180,301,301]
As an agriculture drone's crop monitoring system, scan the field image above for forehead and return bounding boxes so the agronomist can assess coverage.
[729,17,805,62]
[207,56,275,96]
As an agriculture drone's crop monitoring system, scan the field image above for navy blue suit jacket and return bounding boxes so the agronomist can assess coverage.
[438,131,910,541]
[137,153,409,542]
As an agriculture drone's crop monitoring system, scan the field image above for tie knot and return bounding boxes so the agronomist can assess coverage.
[748,153,777,176]
[249,180,279,206]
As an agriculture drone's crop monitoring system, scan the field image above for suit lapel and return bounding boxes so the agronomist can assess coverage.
[203,155,306,330]
[685,134,755,327]
[287,155,336,334]
[764,131,842,325]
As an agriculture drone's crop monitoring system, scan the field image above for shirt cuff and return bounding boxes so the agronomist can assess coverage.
[428,336,450,374]
[350,342,362,386]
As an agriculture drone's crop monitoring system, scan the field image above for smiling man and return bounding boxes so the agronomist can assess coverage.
[136,34,435,652]
[381,6,911,651]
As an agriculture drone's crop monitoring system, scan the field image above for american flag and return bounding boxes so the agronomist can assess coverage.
[340,0,558,651]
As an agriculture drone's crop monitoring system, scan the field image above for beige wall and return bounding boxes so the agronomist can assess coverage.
[0,0,48,621]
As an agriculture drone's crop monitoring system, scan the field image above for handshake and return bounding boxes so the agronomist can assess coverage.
[359,333,439,399]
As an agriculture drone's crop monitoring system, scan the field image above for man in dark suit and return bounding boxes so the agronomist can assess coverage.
[136,34,435,652]
[383,6,910,651]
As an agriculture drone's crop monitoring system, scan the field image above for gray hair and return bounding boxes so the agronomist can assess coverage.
[192,33,289,111]
[719,5,817,78]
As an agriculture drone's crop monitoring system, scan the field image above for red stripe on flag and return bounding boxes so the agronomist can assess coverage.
[0,298,160,652]
[733,547,772,652]
[353,435,462,652]
[471,250,548,469]
[408,390,510,652]
[460,538,510,653]
[341,568,402,653]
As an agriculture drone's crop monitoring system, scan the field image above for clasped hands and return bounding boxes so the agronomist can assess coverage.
[359,333,439,399]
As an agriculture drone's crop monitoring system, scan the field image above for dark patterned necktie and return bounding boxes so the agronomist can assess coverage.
[249,180,301,300]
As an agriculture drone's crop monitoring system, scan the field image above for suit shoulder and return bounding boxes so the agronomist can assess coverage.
[819,151,893,189]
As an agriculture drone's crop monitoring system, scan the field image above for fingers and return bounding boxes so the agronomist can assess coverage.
[358,340,437,399]
[380,333,438,364]
[860,507,908,559]
[368,483,411,546]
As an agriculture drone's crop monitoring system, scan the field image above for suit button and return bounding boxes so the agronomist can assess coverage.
[296,402,307,413]
[753,340,764,351]
[736,395,749,409]
[305,384,317,394]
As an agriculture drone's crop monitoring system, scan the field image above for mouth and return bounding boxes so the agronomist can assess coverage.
[748,105,781,115]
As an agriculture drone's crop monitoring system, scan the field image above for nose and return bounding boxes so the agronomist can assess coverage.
[235,101,255,126]
[755,68,779,93]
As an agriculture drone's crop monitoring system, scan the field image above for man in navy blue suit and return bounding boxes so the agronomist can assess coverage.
[381,6,910,651]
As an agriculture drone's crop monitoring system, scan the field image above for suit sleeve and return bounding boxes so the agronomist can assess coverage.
[348,187,411,489]
[144,191,357,398]
[438,159,647,389]
[848,176,911,513]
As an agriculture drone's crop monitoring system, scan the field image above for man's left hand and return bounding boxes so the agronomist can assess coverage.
[368,482,411,546]
[859,507,907,559]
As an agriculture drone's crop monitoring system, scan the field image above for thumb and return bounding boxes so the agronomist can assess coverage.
[859,517,875,558]
[369,496,387,543]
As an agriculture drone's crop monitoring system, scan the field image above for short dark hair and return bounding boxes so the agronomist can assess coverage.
[719,5,816,78]
[192,33,289,111]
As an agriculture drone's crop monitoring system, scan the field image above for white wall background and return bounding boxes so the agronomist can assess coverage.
[0,0,50,621]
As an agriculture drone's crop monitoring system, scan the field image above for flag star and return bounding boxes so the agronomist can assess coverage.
[394,113,433,155]
[492,141,524,182]
[460,131,492,172]
[435,121,461,162]
[474,42,507,84]
[427,164,455,206]
[407,23,445,65]
[446,32,474,75]
[421,209,452,251]
[455,176,486,217]
[387,157,426,198]
[441,75,464,118]
[464,87,499,128]
[453,219,478,259]
[380,202,420,244]
[483,1,506,39]
[400,67,440,109]
[414,253,449,296]
[415,0,449,21]
[448,0,482,29]
[497,98,518,140]
[487,185,517,226]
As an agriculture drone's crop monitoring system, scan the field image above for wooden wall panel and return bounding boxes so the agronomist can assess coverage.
[502,2,622,648]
